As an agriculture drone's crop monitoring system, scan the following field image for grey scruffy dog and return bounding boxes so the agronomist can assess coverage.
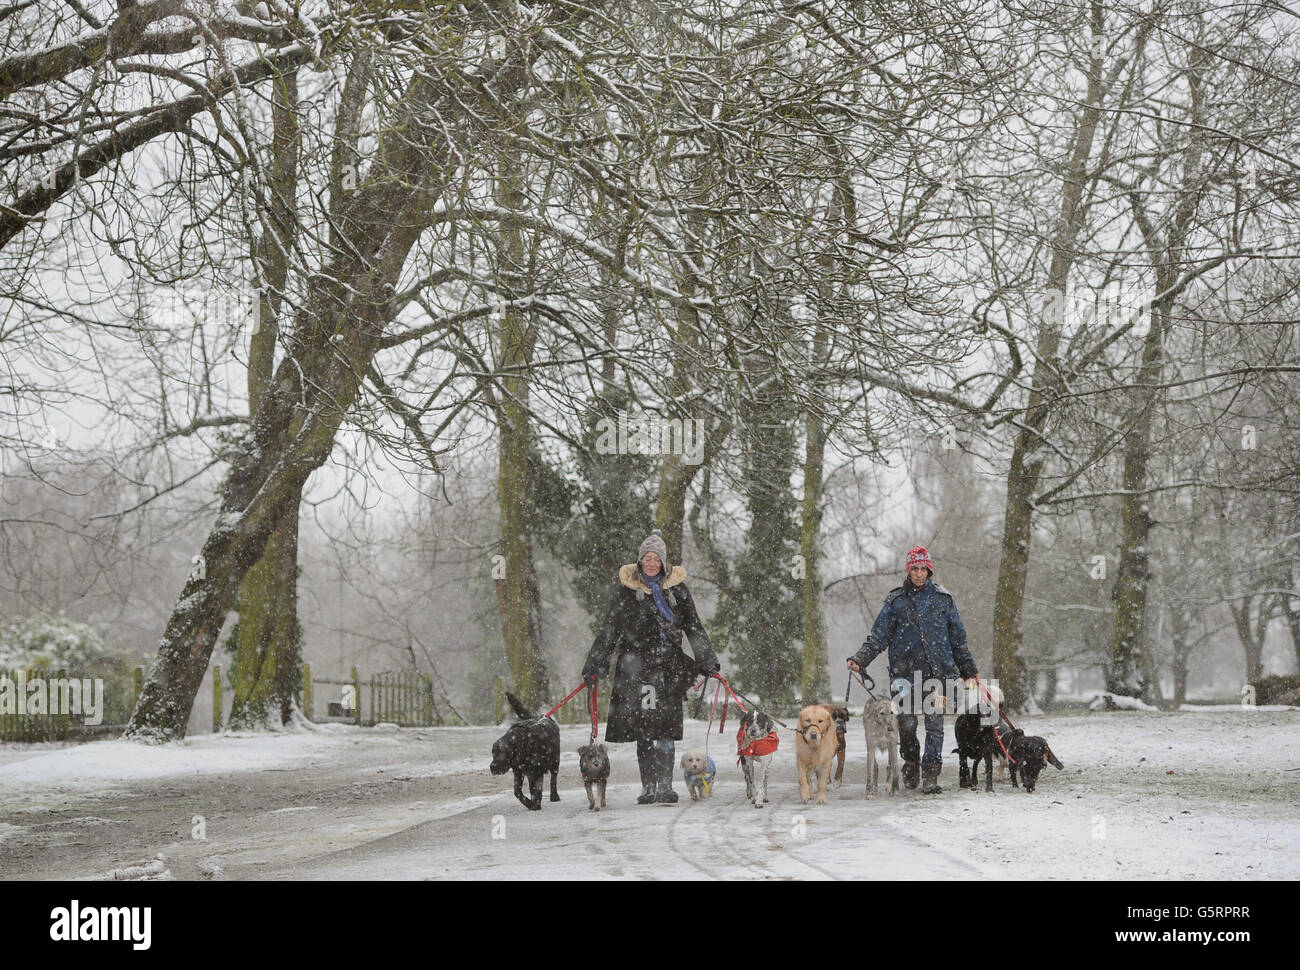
[863,695,901,798]
[578,743,610,810]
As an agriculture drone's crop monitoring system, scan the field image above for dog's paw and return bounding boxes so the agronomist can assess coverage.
[833,778,842,789]
[550,793,561,802]
[817,794,828,805]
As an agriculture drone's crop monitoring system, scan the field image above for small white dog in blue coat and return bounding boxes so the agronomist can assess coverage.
[680,751,717,800]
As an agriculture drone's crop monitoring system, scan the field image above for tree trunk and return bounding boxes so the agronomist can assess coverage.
[991,0,1111,714]
[800,401,828,703]
[493,164,548,709]
[798,162,845,706]
[1230,598,1266,687]
[1109,40,1207,700]
[1285,563,1300,674]
[227,494,301,730]
[655,206,711,561]
[1108,302,1165,698]
[126,70,450,741]
[1169,604,1190,709]
[1286,599,1300,676]
[228,66,302,731]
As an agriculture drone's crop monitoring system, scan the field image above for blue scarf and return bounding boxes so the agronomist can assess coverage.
[642,570,676,637]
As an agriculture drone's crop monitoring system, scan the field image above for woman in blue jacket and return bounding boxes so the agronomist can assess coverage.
[846,546,978,794]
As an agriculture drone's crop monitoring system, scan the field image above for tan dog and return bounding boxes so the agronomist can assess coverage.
[795,705,837,805]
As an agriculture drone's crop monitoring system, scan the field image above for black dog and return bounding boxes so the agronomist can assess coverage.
[1006,732,1064,793]
[577,743,610,811]
[490,692,561,810]
[953,713,1015,792]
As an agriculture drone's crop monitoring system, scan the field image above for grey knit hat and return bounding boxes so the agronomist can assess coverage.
[638,530,669,570]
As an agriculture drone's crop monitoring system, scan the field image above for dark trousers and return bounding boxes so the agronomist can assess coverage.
[636,737,675,786]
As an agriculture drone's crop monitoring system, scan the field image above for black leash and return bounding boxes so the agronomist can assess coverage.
[853,669,883,701]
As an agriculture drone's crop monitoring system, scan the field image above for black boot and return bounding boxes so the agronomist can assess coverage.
[921,764,943,794]
[636,744,656,804]
[653,741,678,804]
[902,760,920,790]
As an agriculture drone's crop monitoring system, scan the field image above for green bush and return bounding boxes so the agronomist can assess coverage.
[0,611,137,724]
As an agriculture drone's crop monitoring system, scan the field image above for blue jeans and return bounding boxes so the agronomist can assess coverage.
[896,711,944,769]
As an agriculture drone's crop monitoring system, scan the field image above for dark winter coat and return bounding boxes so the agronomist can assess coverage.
[851,578,977,681]
[582,564,718,743]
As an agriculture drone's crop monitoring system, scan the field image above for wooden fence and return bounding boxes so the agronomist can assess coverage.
[0,666,144,743]
[5,663,727,740]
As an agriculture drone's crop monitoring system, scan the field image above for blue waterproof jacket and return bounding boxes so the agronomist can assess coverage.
[850,579,977,681]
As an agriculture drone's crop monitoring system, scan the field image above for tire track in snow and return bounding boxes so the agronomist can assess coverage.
[666,790,769,879]
[666,782,843,880]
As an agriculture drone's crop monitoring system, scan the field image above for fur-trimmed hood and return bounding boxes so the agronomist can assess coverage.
[619,562,686,593]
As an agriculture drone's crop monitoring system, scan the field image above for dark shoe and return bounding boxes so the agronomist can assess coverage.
[921,766,943,794]
[653,786,679,804]
[902,760,920,790]
[636,787,656,804]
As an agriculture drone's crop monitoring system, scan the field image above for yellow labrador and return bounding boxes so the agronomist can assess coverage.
[796,705,836,805]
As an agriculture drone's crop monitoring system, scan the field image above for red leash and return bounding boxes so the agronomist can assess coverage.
[710,673,749,713]
[974,675,1017,764]
[974,674,1017,732]
[540,681,600,742]
[543,682,587,720]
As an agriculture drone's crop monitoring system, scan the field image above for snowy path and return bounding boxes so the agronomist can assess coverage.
[282,778,991,881]
[2,710,1298,880]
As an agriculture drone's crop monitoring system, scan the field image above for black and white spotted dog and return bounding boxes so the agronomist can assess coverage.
[736,709,778,808]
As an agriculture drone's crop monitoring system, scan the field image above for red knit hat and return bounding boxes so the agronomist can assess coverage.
[905,546,934,576]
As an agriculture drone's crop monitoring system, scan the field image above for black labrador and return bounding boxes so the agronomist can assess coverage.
[490,692,561,810]
[1006,731,1064,793]
[953,712,1016,792]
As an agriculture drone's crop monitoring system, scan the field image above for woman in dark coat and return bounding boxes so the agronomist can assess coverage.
[582,530,719,804]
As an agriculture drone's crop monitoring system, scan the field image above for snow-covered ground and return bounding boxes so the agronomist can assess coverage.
[2,708,1297,880]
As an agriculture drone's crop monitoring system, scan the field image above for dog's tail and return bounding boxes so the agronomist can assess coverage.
[1046,746,1064,770]
[506,691,539,721]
